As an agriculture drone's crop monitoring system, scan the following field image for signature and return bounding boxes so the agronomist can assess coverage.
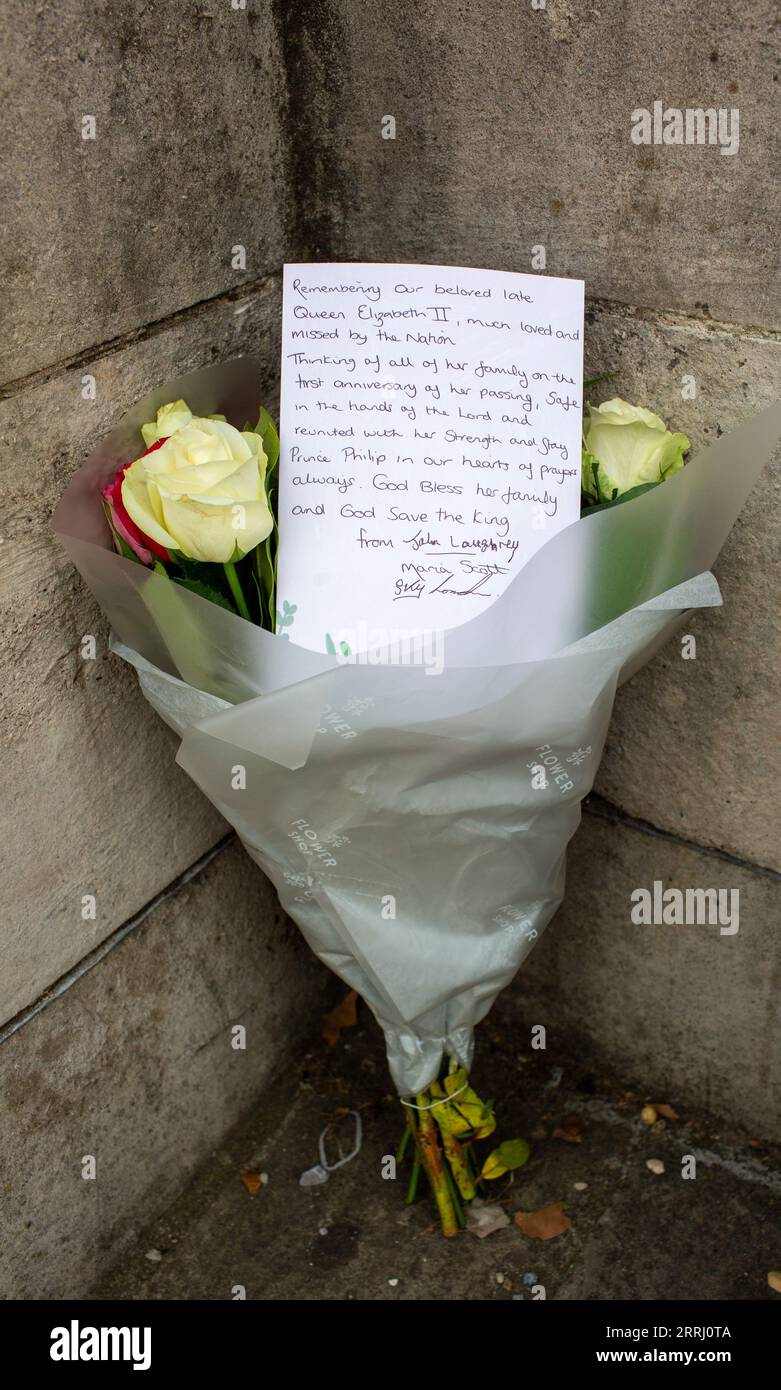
[393,558,507,601]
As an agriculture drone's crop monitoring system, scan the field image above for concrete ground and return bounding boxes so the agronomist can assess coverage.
[93,1000,781,1302]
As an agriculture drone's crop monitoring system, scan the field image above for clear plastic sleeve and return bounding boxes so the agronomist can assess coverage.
[52,359,781,1093]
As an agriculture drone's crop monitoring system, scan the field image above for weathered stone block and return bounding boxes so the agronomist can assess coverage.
[510,810,781,1141]
[0,840,334,1300]
[0,281,281,1020]
[0,0,290,381]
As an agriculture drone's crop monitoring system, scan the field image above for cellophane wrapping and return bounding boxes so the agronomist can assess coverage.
[52,358,781,1094]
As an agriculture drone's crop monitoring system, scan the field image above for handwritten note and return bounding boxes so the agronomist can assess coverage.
[276,263,584,654]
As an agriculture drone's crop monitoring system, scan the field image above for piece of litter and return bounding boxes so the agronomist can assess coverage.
[145,1249,163,1263]
[465,1198,511,1239]
[388,1278,399,1287]
[300,1163,329,1188]
[646,1158,665,1175]
[299,1109,363,1187]
[573,1182,588,1191]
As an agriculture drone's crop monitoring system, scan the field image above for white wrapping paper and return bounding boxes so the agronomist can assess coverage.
[53,359,781,1094]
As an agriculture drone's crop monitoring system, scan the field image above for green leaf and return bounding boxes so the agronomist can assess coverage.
[173,576,236,613]
[581,481,662,516]
[251,570,268,629]
[480,1138,531,1181]
[325,632,337,656]
[583,370,616,391]
[255,406,281,473]
[247,405,280,634]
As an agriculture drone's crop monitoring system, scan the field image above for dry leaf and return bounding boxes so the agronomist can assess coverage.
[767,1271,781,1294]
[654,1103,680,1121]
[240,1171,264,1196]
[322,991,358,1046]
[553,1126,582,1144]
[553,1115,583,1144]
[515,1202,572,1241]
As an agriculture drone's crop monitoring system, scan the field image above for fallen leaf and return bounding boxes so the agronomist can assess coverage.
[768,1271,781,1294]
[322,991,358,1046]
[240,1171,264,1196]
[515,1202,572,1241]
[553,1126,582,1144]
[654,1103,680,1121]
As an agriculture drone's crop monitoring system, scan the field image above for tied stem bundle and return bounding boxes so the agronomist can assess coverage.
[399,1066,530,1236]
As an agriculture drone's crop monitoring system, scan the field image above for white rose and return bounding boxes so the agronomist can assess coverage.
[122,403,273,563]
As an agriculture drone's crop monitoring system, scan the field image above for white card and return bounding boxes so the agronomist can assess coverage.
[276,263,584,655]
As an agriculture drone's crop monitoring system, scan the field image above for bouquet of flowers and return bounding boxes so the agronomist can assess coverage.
[53,355,779,1236]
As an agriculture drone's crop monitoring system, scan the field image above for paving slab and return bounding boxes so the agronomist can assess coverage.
[91,997,781,1302]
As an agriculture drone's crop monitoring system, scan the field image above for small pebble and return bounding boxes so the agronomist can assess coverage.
[319,1227,328,1236]
[145,1249,163,1263]
[573,1182,588,1191]
[495,1272,505,1285]
[388,1278,399,1288]
[641,1104,658,1125]
[767,1272,781,1294]
[646,1158,665,1175]
[522,1272,538,1287]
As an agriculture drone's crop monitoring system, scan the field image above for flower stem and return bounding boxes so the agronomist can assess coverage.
[441,1131,476,1201]
[396,1123,412,1165]
[415,1092,458,1237]
[223,561,251,621]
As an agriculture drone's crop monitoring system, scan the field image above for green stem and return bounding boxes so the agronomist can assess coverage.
[396,1124,412,1165]
[223,561,251,621]
[405,1157,421,1204]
